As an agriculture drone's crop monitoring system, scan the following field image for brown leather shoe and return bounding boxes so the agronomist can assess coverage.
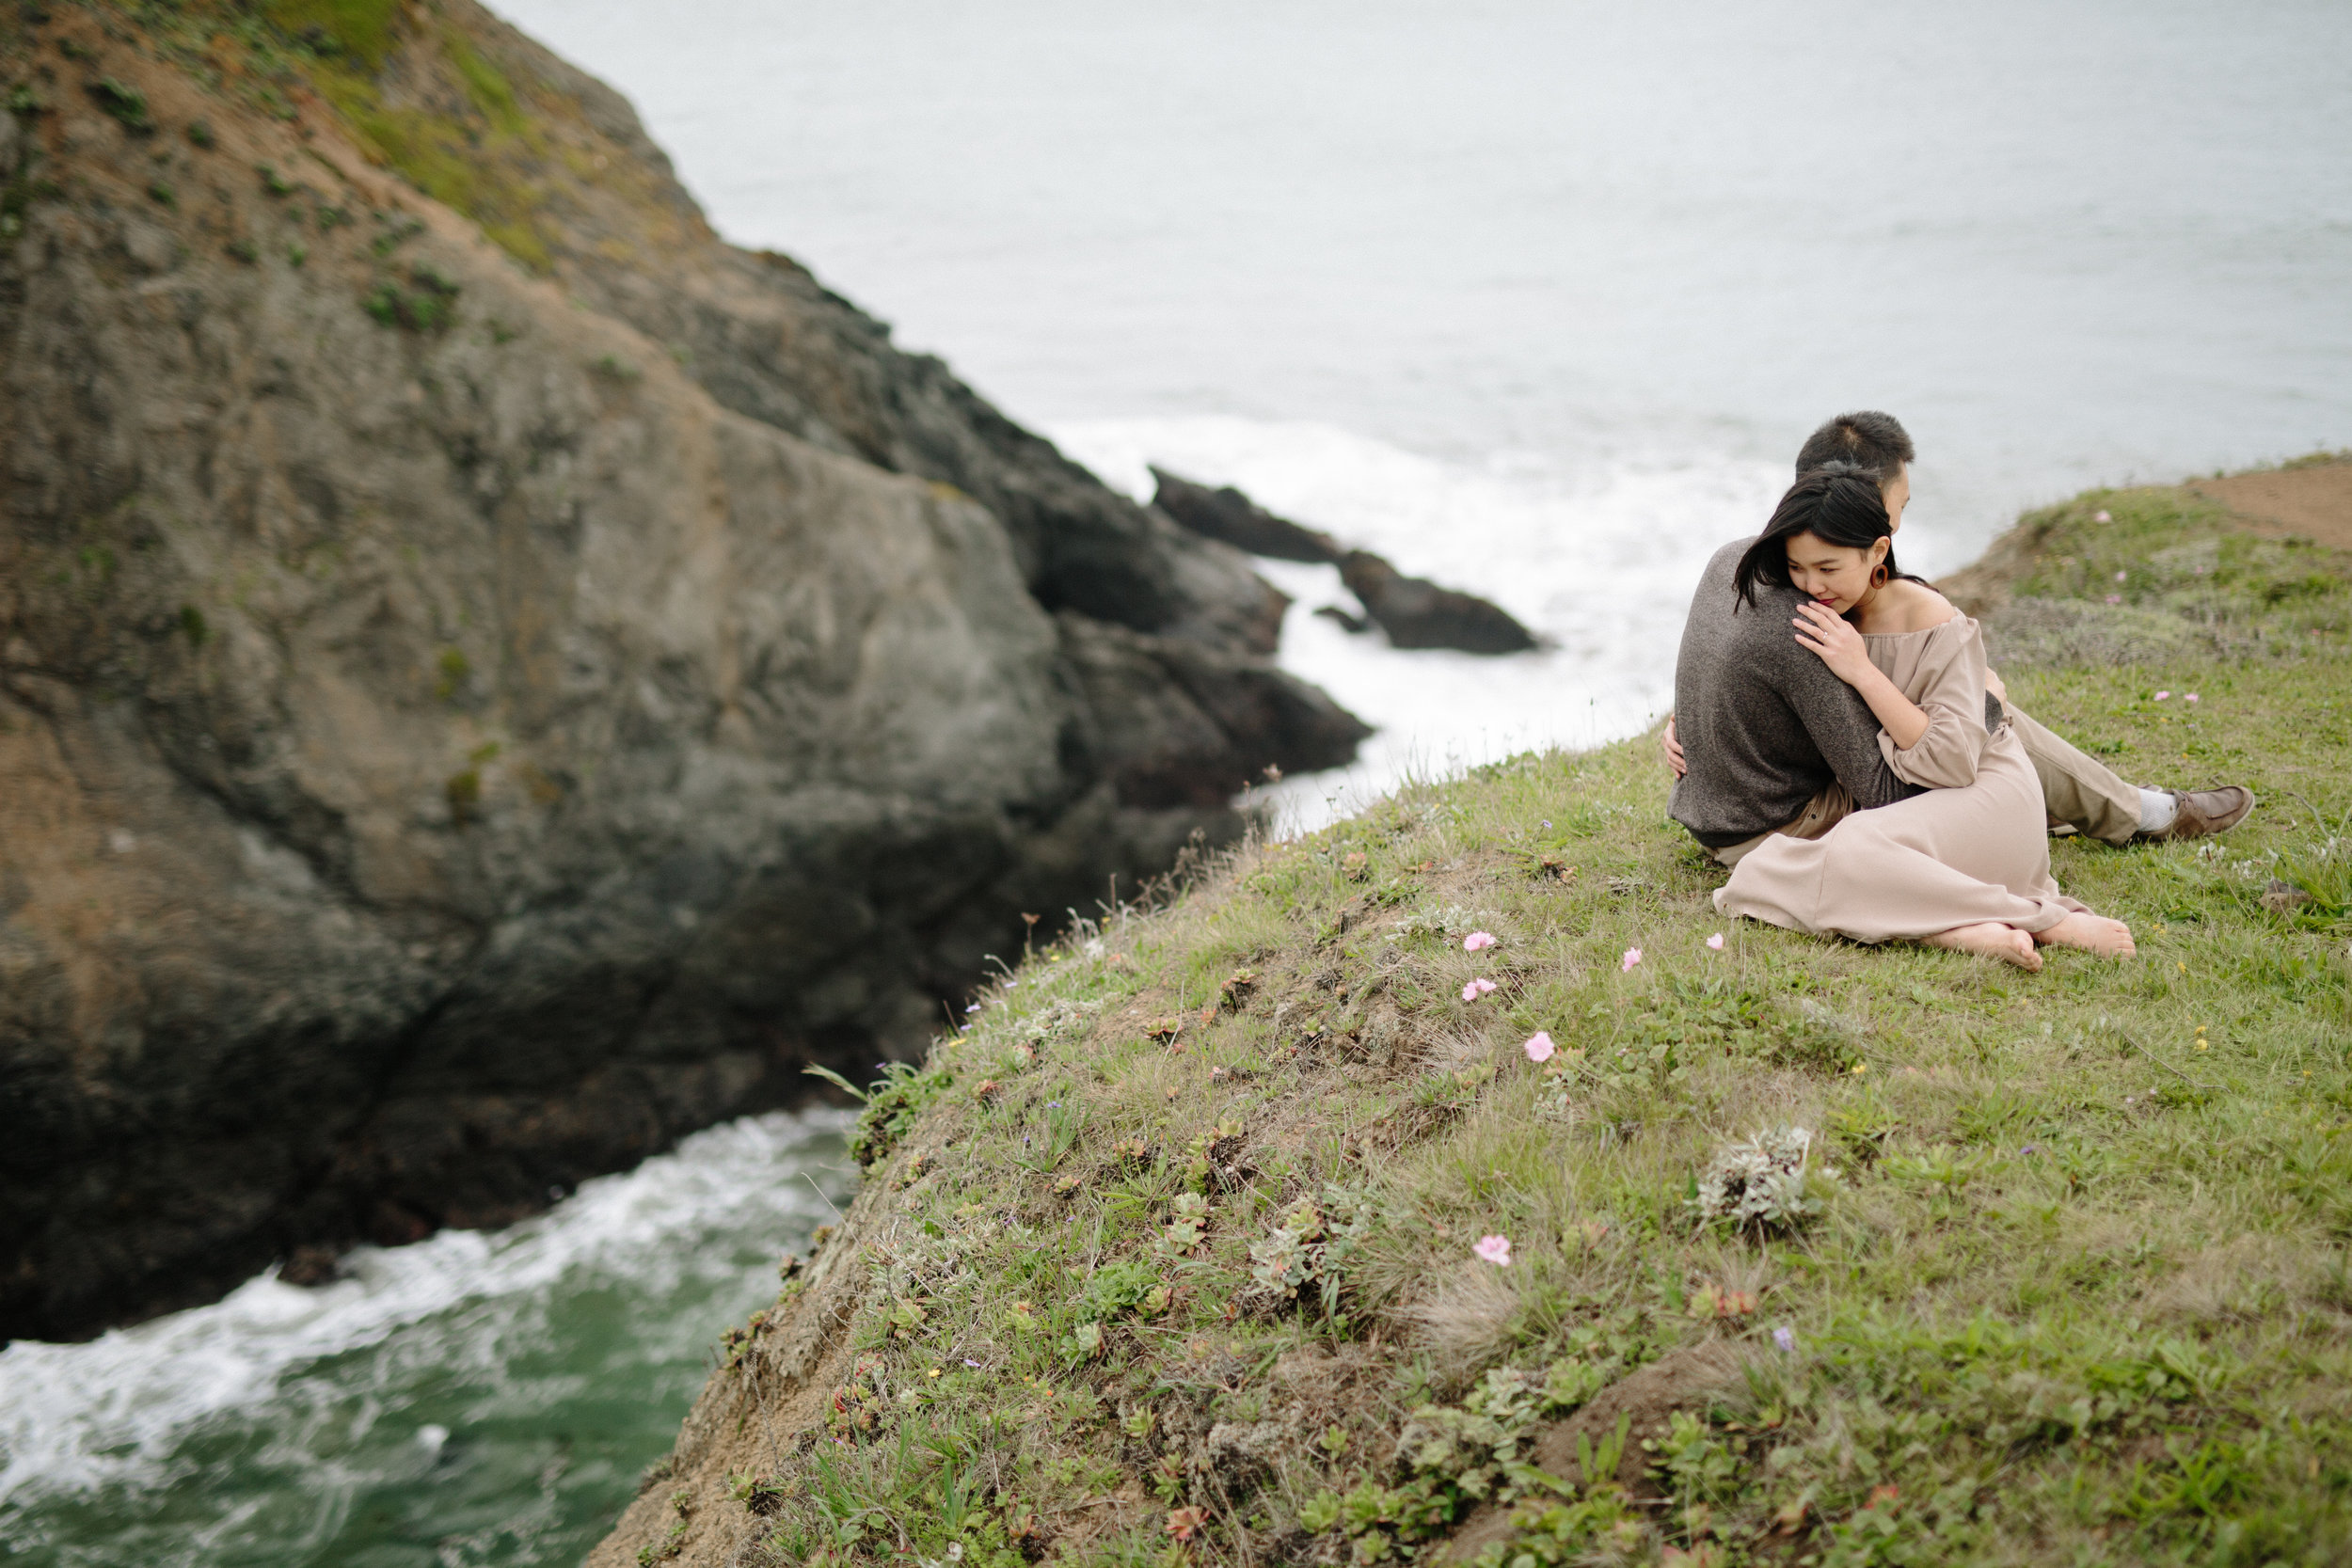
[2145,785,2255,841]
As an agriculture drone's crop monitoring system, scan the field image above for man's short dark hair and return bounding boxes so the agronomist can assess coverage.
[1794,411,1915,481]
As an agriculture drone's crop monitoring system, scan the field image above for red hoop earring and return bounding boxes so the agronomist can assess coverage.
[1870,564,1888,589]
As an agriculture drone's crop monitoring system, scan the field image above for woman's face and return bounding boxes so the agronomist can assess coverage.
[1785,531,1889,614]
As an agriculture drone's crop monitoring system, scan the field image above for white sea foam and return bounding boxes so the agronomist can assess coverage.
[1052,415,1788,831]
[0,1109,850,1512]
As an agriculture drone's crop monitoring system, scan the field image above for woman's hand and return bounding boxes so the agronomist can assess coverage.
[1793,601,1931,751]
[1791,601,1874,686]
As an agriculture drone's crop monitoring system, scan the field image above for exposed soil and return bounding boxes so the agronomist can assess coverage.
[2189,459,2352,551]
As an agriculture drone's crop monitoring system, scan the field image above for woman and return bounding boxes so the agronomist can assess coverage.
[1712,466,2135,970]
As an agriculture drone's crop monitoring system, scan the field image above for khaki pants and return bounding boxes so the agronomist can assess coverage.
[1709,705,2141,866]
[2006,705,2141,847]
[1710,784,1854,868]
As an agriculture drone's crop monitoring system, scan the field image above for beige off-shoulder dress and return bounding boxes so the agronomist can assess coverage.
[1713,614,2090,942]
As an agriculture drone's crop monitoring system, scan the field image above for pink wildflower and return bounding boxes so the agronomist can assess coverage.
[1621,947,1643,973]
[2155,690,2170,701]
[2185,692,2200,704]
[2094,510,2112,523]
[1461,977,1497,1002]
[1706,932,1724,951]
[1472,1234,1512,1267]
[1523,1031,1555,1063]
[2105,594,2122,605]
[1463,930,1498,952]
[2115,570,2128,582]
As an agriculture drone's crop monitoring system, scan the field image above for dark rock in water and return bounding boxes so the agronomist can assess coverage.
[0,4,1365,1342]
[1313,605,1372,634]
[1339,551,1541,655]
[1148,469,1535,654]
[1151,467,1343,564]
[278,1245,347,1289]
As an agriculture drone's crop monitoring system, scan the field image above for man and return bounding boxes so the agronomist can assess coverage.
[1664,412,2253,862]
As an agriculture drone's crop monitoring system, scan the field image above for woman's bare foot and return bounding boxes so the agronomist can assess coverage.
[2034,912,2137,958]
[1926,922,2042,971]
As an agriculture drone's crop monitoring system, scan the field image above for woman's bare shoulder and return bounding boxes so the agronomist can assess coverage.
[1884,580,1960,633]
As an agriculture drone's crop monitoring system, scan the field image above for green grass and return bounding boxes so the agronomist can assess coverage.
[312,65,555,274]
[646,474,2352,1568]
[259,0,399,69]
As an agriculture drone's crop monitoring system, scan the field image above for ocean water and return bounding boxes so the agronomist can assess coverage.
[0,1113,851,1566]
[9,3,2348,1560]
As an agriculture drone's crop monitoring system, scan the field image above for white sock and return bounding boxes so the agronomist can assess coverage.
[2137,787,2178,834]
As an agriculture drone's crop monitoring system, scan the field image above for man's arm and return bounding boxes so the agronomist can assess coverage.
[1769,642,1920,811]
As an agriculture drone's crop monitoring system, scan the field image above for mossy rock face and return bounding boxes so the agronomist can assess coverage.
[0,0,1361,1350]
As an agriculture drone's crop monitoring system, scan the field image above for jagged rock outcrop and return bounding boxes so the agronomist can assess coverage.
[0,4,1364,1340]
[1150,466,1342,563]
[1339,549,1541,654]
[1150,466,1540,654]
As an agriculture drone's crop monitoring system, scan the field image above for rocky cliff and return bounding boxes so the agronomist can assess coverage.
[0,1,1365,1341]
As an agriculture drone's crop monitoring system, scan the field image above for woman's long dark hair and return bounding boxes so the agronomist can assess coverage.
[1733,462,1915,609]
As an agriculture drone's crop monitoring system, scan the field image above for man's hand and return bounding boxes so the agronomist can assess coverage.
[1661,714,1686,779]
[1791,601,1873,687]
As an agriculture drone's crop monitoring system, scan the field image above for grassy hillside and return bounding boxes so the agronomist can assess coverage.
[598,465,2352,1568]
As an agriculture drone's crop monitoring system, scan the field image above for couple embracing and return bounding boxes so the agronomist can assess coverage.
[1665,412,2254,971]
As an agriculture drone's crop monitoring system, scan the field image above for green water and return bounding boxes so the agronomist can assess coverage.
[0,1112,850,1567]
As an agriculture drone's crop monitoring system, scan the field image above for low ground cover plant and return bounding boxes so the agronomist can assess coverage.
[628,472,2352,1567]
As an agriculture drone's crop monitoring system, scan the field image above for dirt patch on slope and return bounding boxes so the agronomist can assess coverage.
[2189,460,2352,551]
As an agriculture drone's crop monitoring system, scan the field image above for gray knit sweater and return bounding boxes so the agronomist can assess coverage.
[1667,539,1922,848]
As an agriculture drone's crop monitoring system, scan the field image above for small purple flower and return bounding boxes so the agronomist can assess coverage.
[965,1004,980,1014]
[1046,1101,1061,1108]
[962,1357,983,1369]
[1772,1326,1796,1354]
[2020,1144,2040,1156]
